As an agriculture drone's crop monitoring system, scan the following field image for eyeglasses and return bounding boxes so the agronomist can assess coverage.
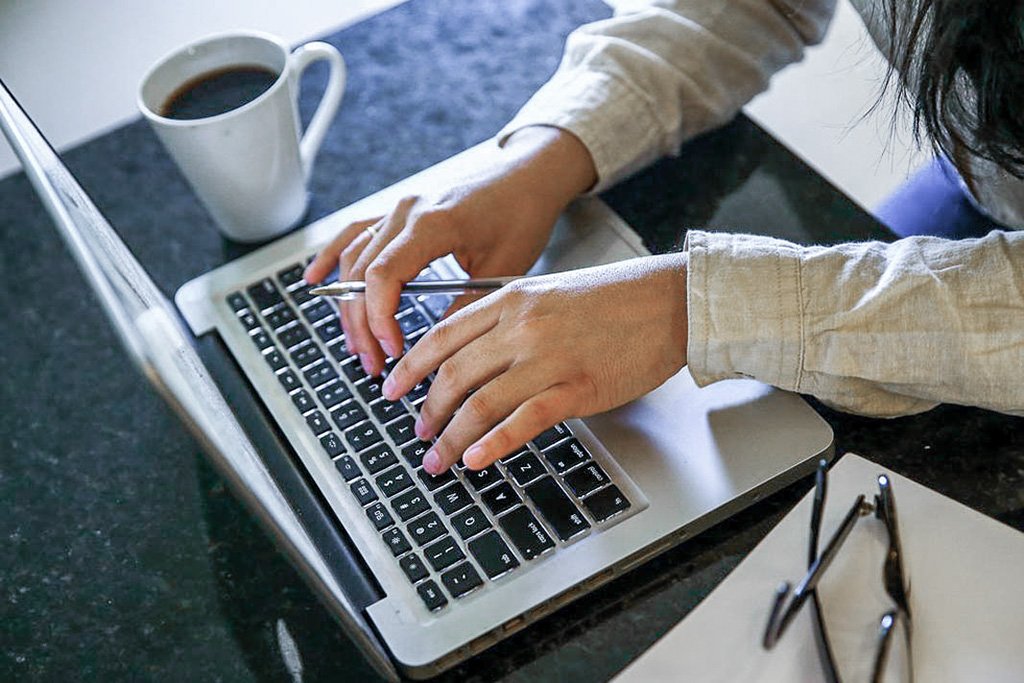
[762,460,913,682]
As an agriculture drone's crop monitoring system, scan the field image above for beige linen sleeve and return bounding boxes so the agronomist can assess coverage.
[497,0,837,192]
[685,229,1024,417]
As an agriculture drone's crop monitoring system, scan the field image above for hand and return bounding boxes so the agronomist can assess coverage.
[303,126,597,376]
[381,254,689,473]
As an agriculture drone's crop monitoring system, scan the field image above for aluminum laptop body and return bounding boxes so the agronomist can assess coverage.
[2,80,833,679]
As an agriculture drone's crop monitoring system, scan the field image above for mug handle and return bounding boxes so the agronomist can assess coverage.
[289,41,346,178]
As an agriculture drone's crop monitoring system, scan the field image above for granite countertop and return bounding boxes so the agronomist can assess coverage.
[1,0,1021,680]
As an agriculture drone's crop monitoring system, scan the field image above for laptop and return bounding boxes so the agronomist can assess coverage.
[1,79,833,680]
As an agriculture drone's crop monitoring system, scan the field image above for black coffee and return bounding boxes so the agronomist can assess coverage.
[161,66,279,120]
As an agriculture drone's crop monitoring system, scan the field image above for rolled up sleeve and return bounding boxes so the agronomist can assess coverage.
[685,229,1024,417]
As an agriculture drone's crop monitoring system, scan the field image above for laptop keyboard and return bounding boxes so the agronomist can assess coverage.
[225,261,633,612]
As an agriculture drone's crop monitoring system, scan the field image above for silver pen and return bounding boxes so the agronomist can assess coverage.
[309,276,520,300]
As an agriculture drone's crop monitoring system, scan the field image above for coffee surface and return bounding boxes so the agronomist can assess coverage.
[161,66,279,120]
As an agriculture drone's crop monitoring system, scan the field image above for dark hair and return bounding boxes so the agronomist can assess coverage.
[886,0,1024,179]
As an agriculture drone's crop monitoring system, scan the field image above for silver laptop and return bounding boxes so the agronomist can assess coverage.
[1,79,833,680]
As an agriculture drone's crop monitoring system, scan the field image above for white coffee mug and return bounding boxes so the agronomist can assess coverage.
[138,31,345,242]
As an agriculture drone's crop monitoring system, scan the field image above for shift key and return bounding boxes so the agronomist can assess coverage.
[498,506,554,560]
[524,476,590,541]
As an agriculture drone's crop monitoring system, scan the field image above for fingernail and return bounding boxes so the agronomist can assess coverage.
[463,445,485,470]
[423,449,443,475]
[382,339,402,360]
[415,416,434,440]
[382,375,397,400]
[359,353,374,374]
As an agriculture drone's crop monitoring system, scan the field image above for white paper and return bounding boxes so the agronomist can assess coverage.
[614,453,1024,682]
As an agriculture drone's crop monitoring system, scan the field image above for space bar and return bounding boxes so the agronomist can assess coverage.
[524,476,590,541]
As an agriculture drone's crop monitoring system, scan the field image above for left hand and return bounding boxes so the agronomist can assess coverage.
[381,254,689,473]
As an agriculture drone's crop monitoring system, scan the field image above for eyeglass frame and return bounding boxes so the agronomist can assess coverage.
[761,459,913,683]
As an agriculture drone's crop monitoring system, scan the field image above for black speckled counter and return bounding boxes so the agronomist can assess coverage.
[1,0,1021,680]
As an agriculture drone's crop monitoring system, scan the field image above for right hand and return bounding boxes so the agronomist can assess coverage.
[303,126,597,375]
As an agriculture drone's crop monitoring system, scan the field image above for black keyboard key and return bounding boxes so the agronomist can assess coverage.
[263,348,287,371]
[480,481,520,516]
[350,479,378,506]
[250,328,273,350]
[291,287,315,307]
[277,369,300,392]
[341,358,368,382]
[416,580,447,612]
[407,378,431,403]
[533,422,572,450]
[303,361,339,388]
[408,511,446,546]
[542,438,590,474]
[381,527,411,556]
[291,389,315,414]
[405,328,427,349]
[329,341,353,362]
[399,553,429,583]
[320,431,345,458]
[277,263,305,288]
[366,502,394,531]
[505,452,545,486]
[564,462,611,498]
[441,561,483,598]
[499,447,532,464]
[418,294,452,321]
[248,278,284,312]
[451,505,492,540]
[464,465,502,491]
[391,488,430,521]
[418,468,456,491]
[402,440,431,468]
[370,397,408,423]
[238,308,260,330]
[289,341,323,368]
[356,378,383,403]
[386,415,417,445]
[499,506,555,560]
[316,317,343,342]
[525,476,590,541]
[397,296,416,314]
[303,300,333,324]
[226,291,248,311]
[375,465,414,497]
[345,422,383,452]
[467,530,519,579]
[277,324,311,349]
[334,455,360,481]
[434,482,473,515]
[305,410,331,436]
[359,443,397,474]
[316,381,352,410]
[397,309,429,336]
[264,304,297,330]
[423,535,465,571]
[331,401,367,431]
[582,485,631,522]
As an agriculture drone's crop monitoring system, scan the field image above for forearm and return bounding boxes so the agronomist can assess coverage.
[686,230,1024,417]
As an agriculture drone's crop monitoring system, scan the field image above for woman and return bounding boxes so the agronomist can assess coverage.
[304,0,1024,475]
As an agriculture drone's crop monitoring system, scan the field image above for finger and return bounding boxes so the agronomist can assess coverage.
[422,365,548,474]
[461,383,576,470]
[440,290,488,320]
[338,227,384,372]
[413,334,510,441]
[364,223,454,360]
[381,299,499,401]
[304,217,382,283]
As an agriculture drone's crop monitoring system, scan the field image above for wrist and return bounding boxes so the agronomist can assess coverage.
[499,125,598,210]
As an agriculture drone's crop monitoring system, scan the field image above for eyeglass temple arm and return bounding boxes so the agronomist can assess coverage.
[762,493,868,649]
